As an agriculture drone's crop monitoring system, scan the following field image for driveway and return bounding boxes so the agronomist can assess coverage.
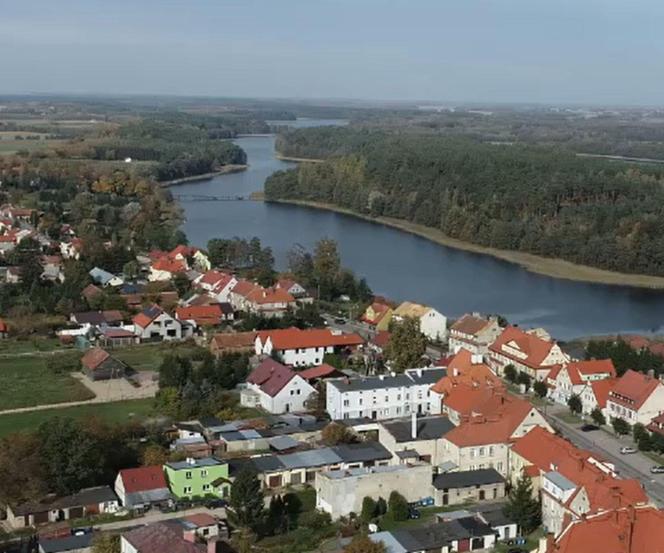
[95,506,226,531]
[547,406,664,506]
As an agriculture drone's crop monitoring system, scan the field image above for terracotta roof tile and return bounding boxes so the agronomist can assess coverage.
[247,358,297,397]
[257,327,364,350]
[118,465,168,493]
[451,314,492,336]
[489,326,560,370]
[80,347,111,370]
[609,369,662,410]
[175,304,223,326]
[210,331,256,350]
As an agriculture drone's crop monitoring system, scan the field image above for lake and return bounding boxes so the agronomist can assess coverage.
[177,123,664,340]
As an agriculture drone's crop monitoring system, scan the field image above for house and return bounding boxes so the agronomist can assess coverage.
[81,283,103,303]
[0,233,17,254]
[194,270,237,302]
[579,376,617,417]
[209,331,256,356]
[326,368,446,420]
[228,279,261,311]
[241,358,315,414]
[378,414,455,466]
[60,238,83,260]
[70,310,124,328]
[89,267,124,288]
[169,245,211,272]
[432,468,506,507]
[360,301,394,331]
[370,516,497,553]
[149,256,188,282]
[510,426,647,537]
[441,396,553,476]
[98,327,140,348]
[368,330,391,353]
[120,521,218,553]
[38,533,93,553]
[315,463,432,520]
[245,286,297,318]
[275,278,311,301]
[249,441,393,491]
[393,301,447,342]
[163,457,230,499]
[6,486,119,529]
[448,314,502,355]
[133,304,185,341]
[175,305,225,328]
[41,255,64,283]
[80,347,126,380]
[255,327,364,367]
[298,363,344,385]
[606,369,664,426]
[547,360,616,406]
[114,466,171,509]
[547,506,664,553]
[487,326,570,381]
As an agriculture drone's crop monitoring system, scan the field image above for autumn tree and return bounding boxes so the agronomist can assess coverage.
[321,422,355,446]
[385,317,426,372]
[343,535,386,553]
[92,534,120,553]
[0,433,48,506]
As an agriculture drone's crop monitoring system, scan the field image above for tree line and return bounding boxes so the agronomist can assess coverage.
[266,127,664,276]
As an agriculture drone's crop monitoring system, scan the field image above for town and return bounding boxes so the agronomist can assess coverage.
[0,199,663,553]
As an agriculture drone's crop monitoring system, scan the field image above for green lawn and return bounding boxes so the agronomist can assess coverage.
[113,342,206,372]
[0,398,155,437]
[0,337,72,355]
[556,412,582,424]
[0,356,94,410]
[377,505,462,532]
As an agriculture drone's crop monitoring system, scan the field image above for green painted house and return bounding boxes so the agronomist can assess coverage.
[164,457,230,499]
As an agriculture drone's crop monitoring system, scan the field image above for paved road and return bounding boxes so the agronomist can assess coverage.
[95,506,226,531]
[547,407,664,506]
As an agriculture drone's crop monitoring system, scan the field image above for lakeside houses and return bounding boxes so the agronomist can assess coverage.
[175,304,227,329]
[193,270,237,302]
[606,369,664,426]
[209,331,256,356]
[164,457,230,499]
[547,359,617,406]
[360,300,394,331]
[441,395,553,477]
[378,414,455,466]
[244,285,297,318]
[241,358,316,414]
[254,327,364,367]
[326,367,446,420]
[448,313,502,355]
[248,441,393,490]
[315,462,432,519]
[579,376,618,417]
[488,325,570,381]
[114,466,171,510]
[393,301,448,341]
[543,505,664,553]
[80,346,126,380]
[149,246,211,282]
[275,277,312,301]
[510,426,648,537]
[6,486,119,529]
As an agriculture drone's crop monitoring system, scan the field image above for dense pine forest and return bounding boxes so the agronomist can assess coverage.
[266,127,664,276]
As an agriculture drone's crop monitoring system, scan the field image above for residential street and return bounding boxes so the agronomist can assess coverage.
[546,406,664,507]
[94,506,227,531]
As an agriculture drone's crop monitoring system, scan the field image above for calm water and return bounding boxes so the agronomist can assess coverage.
[178,124,664,340]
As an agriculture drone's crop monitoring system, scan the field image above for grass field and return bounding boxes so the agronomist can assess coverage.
[113,342,207,372]
[0,398,155,437]
[0,356,94,410]
[0,138,63,155]
[0,337,72,355]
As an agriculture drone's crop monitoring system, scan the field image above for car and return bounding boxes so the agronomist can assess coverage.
[580,424,599,432]
[407,508,421,520]
[650,465,664,474]
[334,317,347,324]
[205,498,228,509]
[620,446,638,454]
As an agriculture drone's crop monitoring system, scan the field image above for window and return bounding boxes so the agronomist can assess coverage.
[202,484,211,492]
[185,471,192,479]
[201,470,208,478]
[343,399,350,407]
[184,486,192,494]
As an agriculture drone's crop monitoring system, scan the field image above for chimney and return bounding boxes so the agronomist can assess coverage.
[183,530,196,543]
[186,457,195,465]
[411,412,418,440]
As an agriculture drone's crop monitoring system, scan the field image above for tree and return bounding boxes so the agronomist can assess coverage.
[361,496,377,523]
[633,423,652,451]
[92,534,120,553]
[385,317,427,372]
[590,407,606,426]
[230,467,265,530]
[122,260,139,279]
[376,497,387,516]
[516,371,532,390]
[38,418,104,495]
[313,239,341,284]
[321,422,355,446]
[567,394,582,415]
[612,417,630,436]
[141,444,169,466]
[172,273,191,298]
[503,364,517,383]
[0,433,48,506]
[387,491,409,521]
[343,535,386,553]
[533,380,547,399]
[504,473,541,535]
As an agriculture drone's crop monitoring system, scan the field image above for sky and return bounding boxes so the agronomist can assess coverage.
[1,0,663,105]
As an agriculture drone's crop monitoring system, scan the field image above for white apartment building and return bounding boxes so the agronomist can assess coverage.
[326,368,445,420]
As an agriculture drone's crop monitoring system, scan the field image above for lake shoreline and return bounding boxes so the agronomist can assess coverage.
[267,198,664,290]
[275,154,325,163]
[161,164,248,187]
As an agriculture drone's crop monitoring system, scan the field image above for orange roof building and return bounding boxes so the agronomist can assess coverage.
[449,314,502,355]
[360,301,394,331]
[488,326,569,381]
[548,359,616,406]
[175,304,225,327]
[209,331,257,356]
[606,369,664,426]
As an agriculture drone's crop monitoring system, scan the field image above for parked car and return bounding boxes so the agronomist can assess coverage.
[650,465,664,474]
[620,446,638,454]
[205,498,228,509]
[580,424,599,432]
[407,507,421,520]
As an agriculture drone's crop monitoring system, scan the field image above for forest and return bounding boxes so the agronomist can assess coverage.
[267,127,664,276]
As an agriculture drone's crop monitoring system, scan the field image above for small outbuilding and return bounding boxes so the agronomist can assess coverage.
[80,347,126,381]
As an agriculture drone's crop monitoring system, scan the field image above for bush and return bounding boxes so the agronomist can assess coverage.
[516,371,532,389]
[361,496,377,523]
[591,407,606,426]
[298,509,332,530]
[387,491,409,521]
[567,394,582,415]
[612,417,630,436]
[533,380,547,398]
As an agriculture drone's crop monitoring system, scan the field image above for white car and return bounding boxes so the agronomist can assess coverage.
[620,446,638,454]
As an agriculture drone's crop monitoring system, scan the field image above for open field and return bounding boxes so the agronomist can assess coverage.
[0,356,94,410]
[0,337,72,355]
[0,398,155,437]
[112,342,207,372]
[269,198,664,289]
[0,138,63,155]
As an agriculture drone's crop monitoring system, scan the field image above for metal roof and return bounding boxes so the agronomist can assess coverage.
[545,470,577,491]
[433,468,504,490]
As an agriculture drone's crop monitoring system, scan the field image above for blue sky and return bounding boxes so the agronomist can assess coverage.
[1,0,663,105]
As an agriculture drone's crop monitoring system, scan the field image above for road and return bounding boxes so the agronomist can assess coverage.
[94,506,226,531]
[547,407,664,506]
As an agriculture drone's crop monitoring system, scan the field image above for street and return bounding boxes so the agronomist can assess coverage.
[94,506,227,531]
[546,406,664,507]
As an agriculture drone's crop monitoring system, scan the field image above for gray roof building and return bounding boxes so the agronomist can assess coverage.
[433,468,505,490]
